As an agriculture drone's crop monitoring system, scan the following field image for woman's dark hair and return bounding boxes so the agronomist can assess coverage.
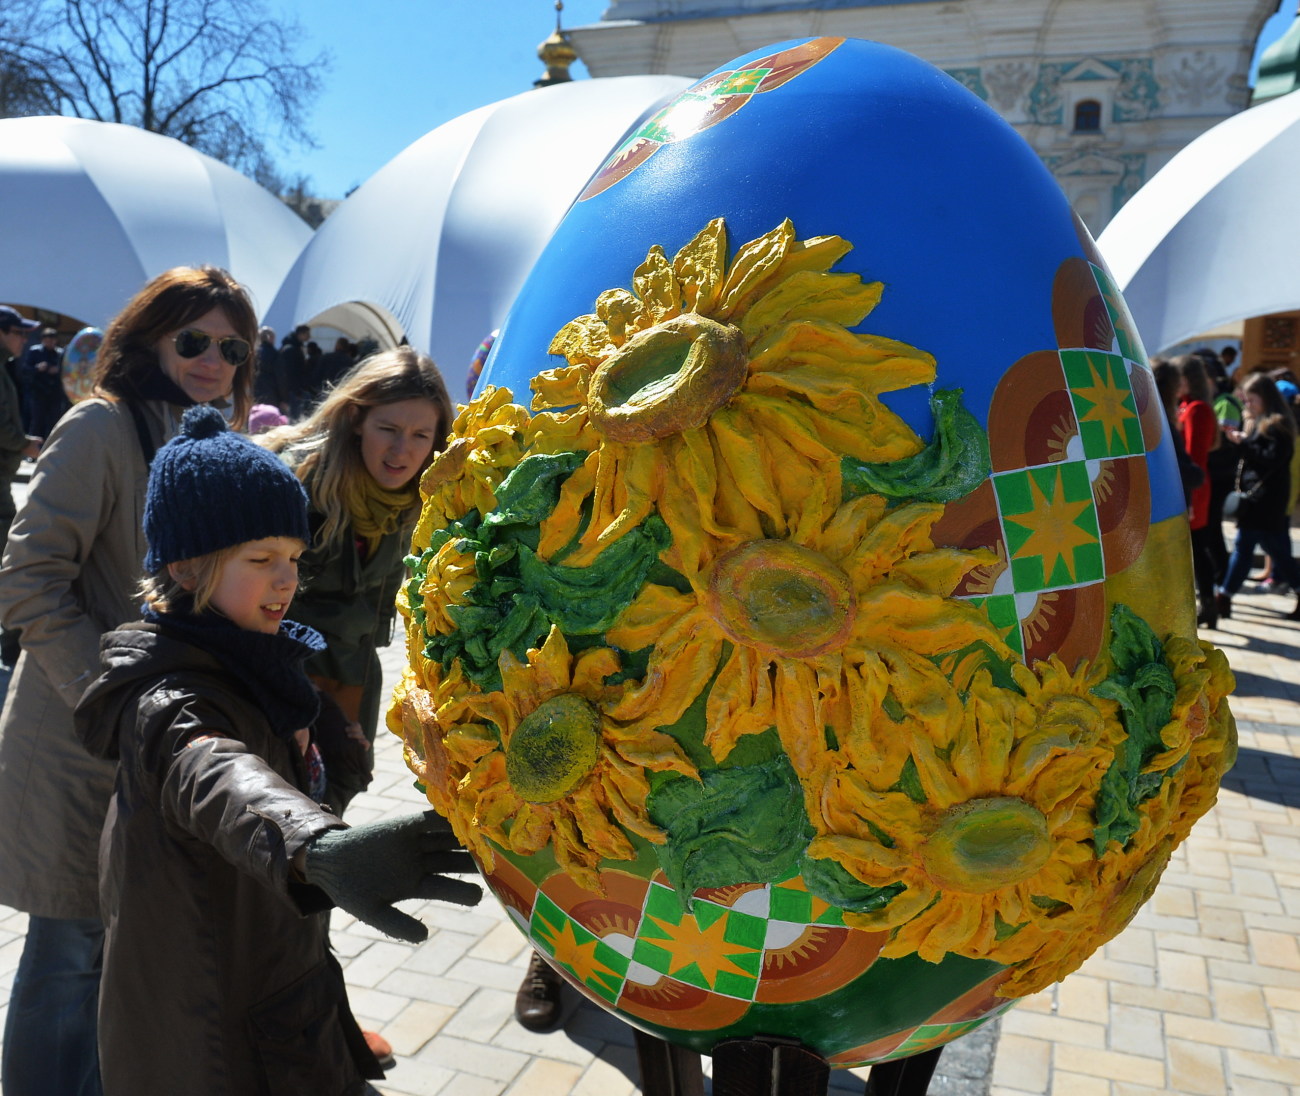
[93,266,258,426]
[1173,354,1212,406]
[1242,372,1297,440]
[1150,357,1181,420]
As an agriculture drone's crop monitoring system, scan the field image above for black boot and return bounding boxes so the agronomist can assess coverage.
[1216,592,1232,620]
[514,950,564,1032]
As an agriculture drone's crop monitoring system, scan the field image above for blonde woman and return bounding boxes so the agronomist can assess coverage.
[262,345,452,813]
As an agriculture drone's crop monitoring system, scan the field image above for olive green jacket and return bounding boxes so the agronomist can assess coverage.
[291,507,408,736]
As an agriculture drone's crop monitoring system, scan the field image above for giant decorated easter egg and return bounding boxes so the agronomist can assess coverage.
[390,38,1234,1065]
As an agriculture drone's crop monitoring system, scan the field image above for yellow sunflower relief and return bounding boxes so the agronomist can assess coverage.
[529,217,938,576]
[806,656,1119,963]
[454,627,696,892]
[608,493,1008,776]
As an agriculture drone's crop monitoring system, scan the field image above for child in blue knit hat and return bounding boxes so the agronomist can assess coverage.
[74,405,481,1096]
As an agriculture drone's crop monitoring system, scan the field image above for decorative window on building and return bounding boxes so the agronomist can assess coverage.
[1074,99,1102,132]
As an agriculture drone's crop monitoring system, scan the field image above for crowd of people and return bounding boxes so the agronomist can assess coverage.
[1152,346,1300,628]
[253,324,380,420]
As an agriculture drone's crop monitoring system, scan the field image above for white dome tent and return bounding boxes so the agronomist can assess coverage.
[264,74,692,398]
[1097,89,1300,355]
[0,116,312,327]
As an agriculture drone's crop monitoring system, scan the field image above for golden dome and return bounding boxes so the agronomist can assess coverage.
[535,1,577,87]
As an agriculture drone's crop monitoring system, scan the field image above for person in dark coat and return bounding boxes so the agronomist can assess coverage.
[74,405,479,1096]
[252,325,286,411]
[1217,372,1300,620]
[278,323,312,419]
[0,306,43,668]
[317,336,356,393]
[0,307,41,541]
[19,327,68,437]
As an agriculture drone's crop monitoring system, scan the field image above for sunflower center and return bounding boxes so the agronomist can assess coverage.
[588,312,748,442]
[707,540,857,659]
[921,797,1052,894]
[505,694,602,804]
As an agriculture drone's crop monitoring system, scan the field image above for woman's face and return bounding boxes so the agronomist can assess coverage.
[355,397,443,491]
[156,306,242,405]
[1245,390,1266,419]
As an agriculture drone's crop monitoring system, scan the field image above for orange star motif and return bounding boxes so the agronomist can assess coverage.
[1012,468,1096,586]
[647,910,757,986]
[535,919,623,993]
[1073,356,1136,453]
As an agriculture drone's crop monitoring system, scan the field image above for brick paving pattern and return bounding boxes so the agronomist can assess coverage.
[1,529,1298,1093]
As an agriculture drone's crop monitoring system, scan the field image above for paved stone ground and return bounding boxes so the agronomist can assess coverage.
[991,587,1300,1096]
[1,501,1298,1092]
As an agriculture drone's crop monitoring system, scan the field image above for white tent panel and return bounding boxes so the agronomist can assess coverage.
[0,116,311,325]
[265,75,692,397]
[1097,90,1300,354]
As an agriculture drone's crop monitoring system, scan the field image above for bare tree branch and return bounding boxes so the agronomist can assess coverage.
[6,0,327,182]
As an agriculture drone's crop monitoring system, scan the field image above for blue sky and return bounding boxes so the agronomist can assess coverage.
[271,0,609,197]
[272,0,1296,199]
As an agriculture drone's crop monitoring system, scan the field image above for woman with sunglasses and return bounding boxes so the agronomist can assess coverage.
[0,266,256,1096]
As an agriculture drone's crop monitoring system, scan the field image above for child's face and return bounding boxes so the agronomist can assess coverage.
[355,398,443,491]
[209,537,304,634]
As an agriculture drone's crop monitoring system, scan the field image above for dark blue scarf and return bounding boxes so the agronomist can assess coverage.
[144,606,325,738]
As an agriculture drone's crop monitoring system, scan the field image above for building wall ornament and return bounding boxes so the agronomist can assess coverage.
[943,67,989,101]
[1113,59,1160,121]
[1167,51,1227,108]
[985,62,1035,114]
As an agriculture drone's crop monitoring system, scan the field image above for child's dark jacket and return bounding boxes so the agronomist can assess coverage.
[75,620,379,1096]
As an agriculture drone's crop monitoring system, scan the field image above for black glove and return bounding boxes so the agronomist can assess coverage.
[302,812,482,942]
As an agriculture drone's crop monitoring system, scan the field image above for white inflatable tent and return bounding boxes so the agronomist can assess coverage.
[0,116,312,327]
[264,74,692,399]
[1097,89,1300,355]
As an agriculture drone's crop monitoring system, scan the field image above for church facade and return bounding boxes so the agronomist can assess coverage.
[568,0,1280,232]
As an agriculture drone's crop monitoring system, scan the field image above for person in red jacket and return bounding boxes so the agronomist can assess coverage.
[1175,355,1220,628]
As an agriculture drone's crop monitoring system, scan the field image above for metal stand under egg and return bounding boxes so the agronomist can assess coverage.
[634,1030,942,1096]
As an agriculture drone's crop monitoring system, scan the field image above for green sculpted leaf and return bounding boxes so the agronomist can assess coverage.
[484,451,588,531]
[648,753,813,906]
[842,388,991,504]
[517,514,671,635]
[414,453,672,691]
[799,851,906,914]
[1092,604,1178,852]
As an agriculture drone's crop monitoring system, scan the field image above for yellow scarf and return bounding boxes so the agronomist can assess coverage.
[344,474,418,557]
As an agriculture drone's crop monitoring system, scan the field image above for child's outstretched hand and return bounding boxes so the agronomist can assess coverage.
[301,812,482,942]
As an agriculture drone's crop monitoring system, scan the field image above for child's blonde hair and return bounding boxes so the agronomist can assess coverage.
[260,346,452,545]
[138,547,239,614]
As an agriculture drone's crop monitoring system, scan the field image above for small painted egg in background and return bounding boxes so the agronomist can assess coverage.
[61,326,103,403]
[393,37,1235,1066]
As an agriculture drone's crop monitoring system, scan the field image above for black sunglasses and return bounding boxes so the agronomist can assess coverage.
[172,328,251,366]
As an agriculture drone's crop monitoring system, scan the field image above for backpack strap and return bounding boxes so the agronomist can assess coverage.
[124,400,158,467]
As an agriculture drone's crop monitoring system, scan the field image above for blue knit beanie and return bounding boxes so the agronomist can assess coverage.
[144,405,310,574]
